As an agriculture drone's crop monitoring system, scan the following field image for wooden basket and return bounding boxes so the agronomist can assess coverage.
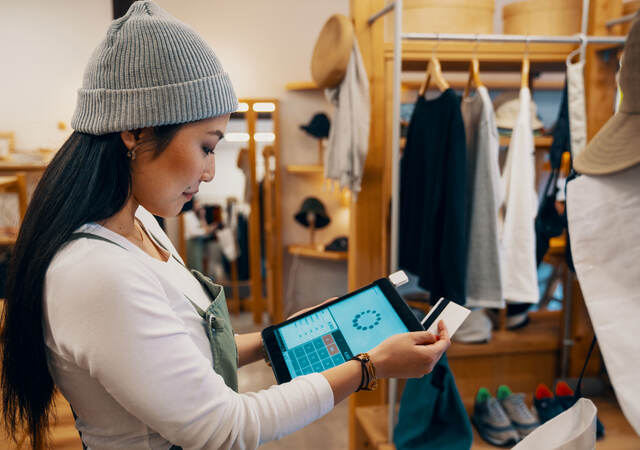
[386,0,494,41]
[503,0,582,36]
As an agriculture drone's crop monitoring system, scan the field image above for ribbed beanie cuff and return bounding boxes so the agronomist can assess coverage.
[71,1,238,135]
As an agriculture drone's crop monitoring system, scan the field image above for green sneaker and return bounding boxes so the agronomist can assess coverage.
[472,387,520,447]
[497,385,540,439]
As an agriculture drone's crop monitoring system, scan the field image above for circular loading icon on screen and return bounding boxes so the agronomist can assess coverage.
[352,310,382,331]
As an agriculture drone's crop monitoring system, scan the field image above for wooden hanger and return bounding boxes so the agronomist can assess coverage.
[463,57,483,99]
[521,40,530,89]
[419,57,449,96]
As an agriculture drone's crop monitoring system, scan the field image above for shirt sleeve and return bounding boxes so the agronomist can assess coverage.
[45,248,334,449]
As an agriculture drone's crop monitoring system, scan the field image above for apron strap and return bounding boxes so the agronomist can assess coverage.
[68,232,128,250]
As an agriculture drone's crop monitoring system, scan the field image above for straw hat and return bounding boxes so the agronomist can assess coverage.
[311,14,354,89]
[574,13,640,175]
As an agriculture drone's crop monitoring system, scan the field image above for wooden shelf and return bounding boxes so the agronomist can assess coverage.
[386,41,578,72]
[286,164,324,174]
[499,135,553,148]
[285,81,321,91]
[287,244,347,261]
[355,395,640,450]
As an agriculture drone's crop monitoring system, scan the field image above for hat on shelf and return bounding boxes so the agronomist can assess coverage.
[325,235,348,252]
[300,113,331,139]
[574,13,640,175]
[294,197,331,229]
[494,92,544,131]
[311,14,354,89]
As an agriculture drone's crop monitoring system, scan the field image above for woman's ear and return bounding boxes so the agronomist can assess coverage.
[120,130,137,150]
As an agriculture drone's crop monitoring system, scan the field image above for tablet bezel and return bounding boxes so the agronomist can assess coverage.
[261,277,423,384]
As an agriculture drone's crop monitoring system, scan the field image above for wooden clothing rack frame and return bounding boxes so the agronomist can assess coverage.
[347,0,627,447]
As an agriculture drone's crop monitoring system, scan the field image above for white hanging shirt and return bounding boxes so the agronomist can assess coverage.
[500,88,539,304]
[567,60,587,159]
[461,86,504,308]
[567,165,640,436]
[43,207,333,449]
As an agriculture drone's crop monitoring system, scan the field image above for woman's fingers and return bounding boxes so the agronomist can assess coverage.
[437,320,450,342]
[410,331,437,345]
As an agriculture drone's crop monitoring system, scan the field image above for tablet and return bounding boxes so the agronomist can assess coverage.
[262,277,423,383]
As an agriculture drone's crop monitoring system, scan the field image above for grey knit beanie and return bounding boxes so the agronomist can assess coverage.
[71,1,237,135]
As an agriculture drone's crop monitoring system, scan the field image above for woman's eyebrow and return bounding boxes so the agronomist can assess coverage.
[208,130,224,140]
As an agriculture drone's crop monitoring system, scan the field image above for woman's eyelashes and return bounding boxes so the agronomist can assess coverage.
[202,145,216,155]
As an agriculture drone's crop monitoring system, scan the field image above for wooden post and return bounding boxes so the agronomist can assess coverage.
[349,1,389,449]
[246,100,264,324]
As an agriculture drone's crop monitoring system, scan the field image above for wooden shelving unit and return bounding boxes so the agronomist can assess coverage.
[287,244,348,261]
[285,164,324,174]
[499,135,554,148]
[285,81,320,91]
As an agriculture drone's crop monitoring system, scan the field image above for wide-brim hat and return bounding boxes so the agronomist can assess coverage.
[494,92,544,131]
[574,13,640,175]
[294,197,331,229]
[311,14,354,89]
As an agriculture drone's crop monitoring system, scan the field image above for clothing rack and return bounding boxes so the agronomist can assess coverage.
[366,0,626,442]
[607,12,637,28]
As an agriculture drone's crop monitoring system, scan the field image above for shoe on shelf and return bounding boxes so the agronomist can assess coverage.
[555,381,605,439]
[533,383,564,423]
[505,303,531,330]
[497,385,540,439]
[452,309,492,344]
[472,387,520,447]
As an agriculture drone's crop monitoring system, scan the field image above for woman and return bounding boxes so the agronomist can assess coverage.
[0,2,450,449]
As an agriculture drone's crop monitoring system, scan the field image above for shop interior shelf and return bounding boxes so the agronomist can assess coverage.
[286,164,324,174]
[287,244,347,261]
[285,81,320,91]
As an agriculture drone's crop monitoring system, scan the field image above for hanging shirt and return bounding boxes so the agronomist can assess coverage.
[567,60,587,159]
[501,88,539,304]
[324,38,370,198]
[461,86,504,309]
[567,166,640,436]
[399,89,467,304]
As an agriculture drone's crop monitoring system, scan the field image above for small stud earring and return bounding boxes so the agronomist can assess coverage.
[127,149,137,160]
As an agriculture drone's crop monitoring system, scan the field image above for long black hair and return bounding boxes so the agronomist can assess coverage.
[1,125,180,448]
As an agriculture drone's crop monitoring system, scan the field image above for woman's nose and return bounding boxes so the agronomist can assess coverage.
[201,156,215,182]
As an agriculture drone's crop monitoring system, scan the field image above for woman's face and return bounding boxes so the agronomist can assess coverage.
[129,115,230,217]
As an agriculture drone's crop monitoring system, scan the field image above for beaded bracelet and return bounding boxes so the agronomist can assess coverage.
[350,353,378,391]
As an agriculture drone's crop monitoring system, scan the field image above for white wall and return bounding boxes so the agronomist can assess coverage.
[0,0,112,150]
[0,0,351,314]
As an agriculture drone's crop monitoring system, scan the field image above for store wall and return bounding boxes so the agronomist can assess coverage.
[0,0,351,315]
[0,0,112,151]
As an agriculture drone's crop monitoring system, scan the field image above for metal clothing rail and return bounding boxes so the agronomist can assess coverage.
[401,32,626,45]
[607,12,637,28]
[365,0,628,444]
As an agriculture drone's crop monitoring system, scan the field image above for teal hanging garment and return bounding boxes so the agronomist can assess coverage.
[393,354,473,450]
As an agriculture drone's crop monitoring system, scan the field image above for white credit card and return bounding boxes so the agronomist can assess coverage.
[420,297,471,337]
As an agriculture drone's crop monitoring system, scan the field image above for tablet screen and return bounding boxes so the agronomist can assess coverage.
[274,285,409,378]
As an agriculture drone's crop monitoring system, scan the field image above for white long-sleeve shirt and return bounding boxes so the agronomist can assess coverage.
[43,207,333,450]
[500,87,539,304]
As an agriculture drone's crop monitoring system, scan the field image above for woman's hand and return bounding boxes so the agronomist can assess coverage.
[368,320,451,379]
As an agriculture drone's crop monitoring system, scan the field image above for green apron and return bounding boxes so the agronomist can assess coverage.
[67,232,239,449]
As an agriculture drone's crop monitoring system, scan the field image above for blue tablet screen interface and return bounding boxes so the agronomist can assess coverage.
[275,285,408,378]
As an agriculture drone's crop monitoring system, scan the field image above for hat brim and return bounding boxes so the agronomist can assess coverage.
[299,124,325,139]
[574,111,640,175]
